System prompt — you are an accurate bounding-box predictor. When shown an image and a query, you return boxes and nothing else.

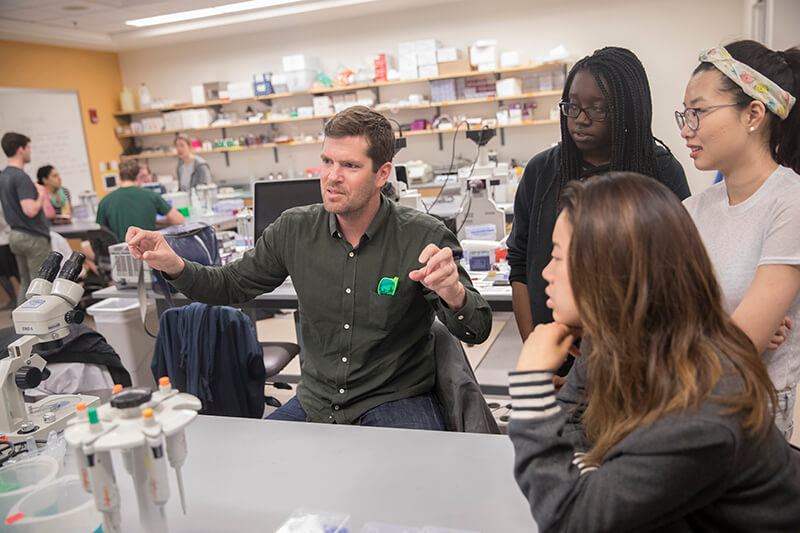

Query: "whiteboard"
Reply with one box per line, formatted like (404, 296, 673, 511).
(0, 87, 93, 196)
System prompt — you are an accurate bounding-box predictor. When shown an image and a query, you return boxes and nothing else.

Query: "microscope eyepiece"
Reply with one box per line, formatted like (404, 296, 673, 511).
(36, 251, 63, 282)
(57, 251, 86, 282)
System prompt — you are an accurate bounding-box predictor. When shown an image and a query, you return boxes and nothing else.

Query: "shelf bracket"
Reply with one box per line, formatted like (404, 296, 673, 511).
(222, 127, 230, 167)
(500, 127, 506, 146)
(273, 146, 279, 163)
(438, 132, 443, 151)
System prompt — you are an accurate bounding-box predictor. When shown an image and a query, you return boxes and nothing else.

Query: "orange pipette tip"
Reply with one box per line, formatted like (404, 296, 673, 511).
(142, 408, 154, 419)
(159, 377, 170, 386)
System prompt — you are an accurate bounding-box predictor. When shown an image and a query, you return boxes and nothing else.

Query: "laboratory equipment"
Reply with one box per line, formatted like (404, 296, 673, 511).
(78, 191, 98, 220)
(0, 252, 100, 444)
(455, 129, 508, 241)
(195, 183, 218, 216)
(253, 179, 322, 237)
(63, 377, 201, 533)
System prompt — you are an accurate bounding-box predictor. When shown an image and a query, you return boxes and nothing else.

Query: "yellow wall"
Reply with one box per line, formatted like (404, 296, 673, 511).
(0, 40, 123, 199)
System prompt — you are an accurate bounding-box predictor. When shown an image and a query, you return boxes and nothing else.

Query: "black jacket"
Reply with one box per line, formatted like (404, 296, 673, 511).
(507, 143, 690, 330)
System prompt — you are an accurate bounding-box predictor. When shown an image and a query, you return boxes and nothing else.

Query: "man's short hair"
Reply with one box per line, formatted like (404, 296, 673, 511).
(323, 106, 394, 172)
(2, 132, 31, 158)
(119, 159, 139, 182)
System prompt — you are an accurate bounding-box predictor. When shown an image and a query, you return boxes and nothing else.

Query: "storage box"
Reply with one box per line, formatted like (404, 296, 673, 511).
(437, 59, 473, 76)
(202, 81, 228, 101)
(191, 85, 205, 104)
(496, 77, 522, 97)
(285, 69, 317, 92)
(313, 95, 334, 116)
(282, 54, 321, 72)
(162, 111, 184, 131)
(86, 297, 157, 389)
(417, 50, 438, 66)
(418, 64, 439, 78)
(437, 47, 460, 63)
(398, 41, 417, 57)
(469, 40, 497, 67)
(500, 50, 521, 68)
(399, 67, 418, 81)
(414, 39, 440, 55)
(477, 63, 498, 72)
(227, 81, 255, 100)
(271, 73, 289, 93)
(398, 54, 418, 71)
(356, 89, 377, 106)
(297, 106, 314, 118)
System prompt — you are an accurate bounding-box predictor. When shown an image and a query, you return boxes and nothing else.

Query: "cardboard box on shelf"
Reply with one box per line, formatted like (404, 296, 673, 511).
(496, 77, 522, 97)
(437, 59, 473, 76)
(470, 40, 498, 67)
(190, 85, 205, 104)
(417, 51, 438, 66)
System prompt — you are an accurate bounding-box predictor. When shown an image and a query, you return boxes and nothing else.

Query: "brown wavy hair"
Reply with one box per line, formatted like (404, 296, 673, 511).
(560, 172, 776, 466)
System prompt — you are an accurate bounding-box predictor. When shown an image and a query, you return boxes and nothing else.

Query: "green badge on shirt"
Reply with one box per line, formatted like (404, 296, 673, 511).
(377, 277, 399, 295)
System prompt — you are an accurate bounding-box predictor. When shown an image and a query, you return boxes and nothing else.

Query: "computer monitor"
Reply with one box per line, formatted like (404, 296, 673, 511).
(253, 179, 323, 237)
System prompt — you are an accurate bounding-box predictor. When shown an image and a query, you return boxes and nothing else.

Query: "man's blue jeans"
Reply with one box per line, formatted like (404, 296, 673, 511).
(266, 393, 445, 430)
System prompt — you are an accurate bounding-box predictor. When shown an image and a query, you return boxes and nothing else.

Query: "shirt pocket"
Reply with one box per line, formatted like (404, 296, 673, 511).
(367, 291, 395, 332)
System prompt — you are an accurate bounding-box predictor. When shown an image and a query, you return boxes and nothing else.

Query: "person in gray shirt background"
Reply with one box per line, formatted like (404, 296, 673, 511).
(0, 132, 50, 305)
(174, 133, 211, 192)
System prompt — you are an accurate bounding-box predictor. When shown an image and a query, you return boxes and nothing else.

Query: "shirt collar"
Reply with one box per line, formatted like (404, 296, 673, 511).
(328, 194, 391, 241)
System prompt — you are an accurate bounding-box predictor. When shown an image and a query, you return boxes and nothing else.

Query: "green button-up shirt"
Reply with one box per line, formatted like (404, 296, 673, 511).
(169, 196, 492, 423)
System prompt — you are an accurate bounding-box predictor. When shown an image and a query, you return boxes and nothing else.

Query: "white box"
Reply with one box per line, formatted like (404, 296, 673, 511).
(344, 93, 357, 107)
(477, 63, 498, 72)
(162, 111, 184, 131)
(140, 117, 164, 133)
(332, 94, 348, 113)
(286, 69, 317, 92)
(501, 51, 521, 68)
(191, 85, 205, 104)
(398, 54, 418, 71)
(355, 89, 377, 106)
(399, 67, 418, 81)
(272, 73, 289, 92)
(282, 54, 320, 72)
(470, 40, 498, 66)
(496, 109, 509, 125)
(416, 51, 438, 66)
(496, 77, 522, 97)
(313, 95, 334, 116)
(509, 107, 523, 124)
(418, 64, 439, 78)
(437, 48, 460, 63)
(297, 106, 314, 118)
(398, 41, 417, 56)
(414, 39, 440, 55)
(227, 81, 254, 100)
(86, 297, 156, 389)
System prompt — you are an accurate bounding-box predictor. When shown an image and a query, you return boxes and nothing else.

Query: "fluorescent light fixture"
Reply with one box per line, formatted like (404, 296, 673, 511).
(125, 0, 307, 27)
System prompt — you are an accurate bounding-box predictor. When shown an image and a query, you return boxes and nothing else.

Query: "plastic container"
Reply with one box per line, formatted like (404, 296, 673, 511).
(361, 523, 420, 533)
(138, 82, 151, 109)
(276, 509, 351, 533)
(86, 298, 156, 389)
(119, 87, 135, 113)
(5, 475, 102, 533)
(0, 456, 59, 523)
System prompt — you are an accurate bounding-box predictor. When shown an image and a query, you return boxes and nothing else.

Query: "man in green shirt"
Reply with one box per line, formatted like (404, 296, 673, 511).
(127, 106, 492, 429)
(96, 159, 183, 242)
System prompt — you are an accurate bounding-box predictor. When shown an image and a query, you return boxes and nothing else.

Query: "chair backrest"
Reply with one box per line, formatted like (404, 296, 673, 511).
(87, 227, 119, 273)
(151, 303, 266, 418)
(431, 321, 500, 434)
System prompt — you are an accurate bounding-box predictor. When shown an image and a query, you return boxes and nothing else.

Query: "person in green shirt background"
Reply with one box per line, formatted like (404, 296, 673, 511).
(96, 159, 184, 242)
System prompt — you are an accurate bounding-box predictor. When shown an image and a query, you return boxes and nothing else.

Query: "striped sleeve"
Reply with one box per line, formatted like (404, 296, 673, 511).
(508, 370, 560, 420)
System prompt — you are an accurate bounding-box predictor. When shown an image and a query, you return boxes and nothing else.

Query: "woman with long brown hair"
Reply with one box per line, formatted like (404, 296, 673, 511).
(508, 172, 800, 532)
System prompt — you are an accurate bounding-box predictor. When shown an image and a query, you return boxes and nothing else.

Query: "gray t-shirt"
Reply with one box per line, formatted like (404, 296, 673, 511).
(0, 166, 50, 239)
(684, 165, 800, 390)
(176, 155, 211, 192)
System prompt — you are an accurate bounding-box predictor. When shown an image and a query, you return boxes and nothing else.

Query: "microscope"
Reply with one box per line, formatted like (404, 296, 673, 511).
(456, 128, 509, 242)
(0, 251, 99, 443)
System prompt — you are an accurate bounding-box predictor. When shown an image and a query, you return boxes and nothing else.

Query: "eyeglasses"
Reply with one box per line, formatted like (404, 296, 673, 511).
(559, 101, 610, 122)
(674, 103, 738, 131)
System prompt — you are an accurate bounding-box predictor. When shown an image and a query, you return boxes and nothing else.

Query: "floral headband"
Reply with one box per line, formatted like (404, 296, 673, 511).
(699, 46, 796, 120)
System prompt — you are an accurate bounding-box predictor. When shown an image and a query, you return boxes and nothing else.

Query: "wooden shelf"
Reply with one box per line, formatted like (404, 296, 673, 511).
(113, 62, 567, 118)
(120, 119, 558, 161)
(116, 90, 561, 139)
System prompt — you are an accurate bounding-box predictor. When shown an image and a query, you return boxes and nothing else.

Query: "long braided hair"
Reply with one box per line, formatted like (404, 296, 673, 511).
(536, 47, 666, 240)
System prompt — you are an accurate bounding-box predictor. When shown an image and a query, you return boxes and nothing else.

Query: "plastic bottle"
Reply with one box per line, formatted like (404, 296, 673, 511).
(138, 83, 152, 110)
(120, 87, 135, 113)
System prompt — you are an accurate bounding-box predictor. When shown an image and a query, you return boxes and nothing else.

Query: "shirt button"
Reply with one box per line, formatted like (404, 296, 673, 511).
(339, 388, 345, 394)
(348, 251, 355, 258)
(329, 415, 333, 419)
(334, 405, 340, 410)
(457, 315, 464, 320)
(341, 356, 348, 363)
(344, 323, 350, 330)
(345, 288, 351, 294)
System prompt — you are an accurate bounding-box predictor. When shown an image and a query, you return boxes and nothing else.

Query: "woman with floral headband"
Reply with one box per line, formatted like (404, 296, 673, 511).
(680, 40, 800, 439)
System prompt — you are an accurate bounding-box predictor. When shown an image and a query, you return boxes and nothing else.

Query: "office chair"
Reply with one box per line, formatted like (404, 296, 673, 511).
(151, 303, 299, 417)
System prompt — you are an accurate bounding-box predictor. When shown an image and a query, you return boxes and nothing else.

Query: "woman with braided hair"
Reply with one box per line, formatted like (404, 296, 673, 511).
(507, 46, 689, 377)
(681, 40, 800, 439)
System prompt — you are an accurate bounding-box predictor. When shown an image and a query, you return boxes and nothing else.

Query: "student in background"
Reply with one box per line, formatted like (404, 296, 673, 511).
(681, 41, 800, 439)
(37, 164, 71, 219)
(174, 133, 211, 192)
(136, 161, 154, 185)
(509, 173, 800, 532)
(96, 159, 183, 242)
(507, 47, 689, 378)
(0, 132, 50, 305)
